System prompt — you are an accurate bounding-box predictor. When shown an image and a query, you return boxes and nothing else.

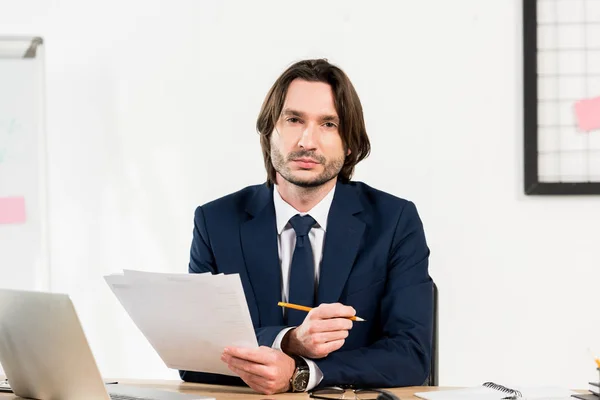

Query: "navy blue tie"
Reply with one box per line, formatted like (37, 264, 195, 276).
(287, 214, 316, 326)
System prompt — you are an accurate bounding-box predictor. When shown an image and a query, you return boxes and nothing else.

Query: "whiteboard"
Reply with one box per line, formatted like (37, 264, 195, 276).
(0, 37, 49, 291)
(524, 0, 600, 194)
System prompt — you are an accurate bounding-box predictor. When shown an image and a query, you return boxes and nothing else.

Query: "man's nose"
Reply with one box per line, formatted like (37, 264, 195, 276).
(297, 123, 317, 150)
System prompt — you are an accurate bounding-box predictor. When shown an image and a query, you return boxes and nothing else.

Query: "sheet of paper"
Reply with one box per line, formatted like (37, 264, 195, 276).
(574, 96, 600, 131)
(105, 271, 257, 376)
(122, 269, 215, 283)
(0, 196, 26, 224)
(415, 385, 575, 400)
(415, 387, 510, 400)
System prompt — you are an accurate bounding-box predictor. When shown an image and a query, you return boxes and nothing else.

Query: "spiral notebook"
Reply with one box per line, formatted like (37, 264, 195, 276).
(415, 381, 576, 400)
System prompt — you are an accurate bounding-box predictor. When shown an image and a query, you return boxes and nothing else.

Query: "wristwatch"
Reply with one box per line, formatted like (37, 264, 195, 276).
(289, 356, 310, 392)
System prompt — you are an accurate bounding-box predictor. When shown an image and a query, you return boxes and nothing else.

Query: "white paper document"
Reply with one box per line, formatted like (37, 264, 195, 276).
(415, 385, 576, 400)
(104, 270, 258, 376)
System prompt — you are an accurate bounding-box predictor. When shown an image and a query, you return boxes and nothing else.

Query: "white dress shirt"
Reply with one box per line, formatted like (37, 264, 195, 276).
(271, 184, 335, 391)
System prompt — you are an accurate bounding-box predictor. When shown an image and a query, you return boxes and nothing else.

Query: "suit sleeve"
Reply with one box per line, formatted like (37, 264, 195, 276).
(314, 201, 433, 388)
(188, 206, 216, 274)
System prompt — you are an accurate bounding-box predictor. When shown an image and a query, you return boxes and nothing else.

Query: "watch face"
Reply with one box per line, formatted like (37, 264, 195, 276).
(293, 369, 310, 391)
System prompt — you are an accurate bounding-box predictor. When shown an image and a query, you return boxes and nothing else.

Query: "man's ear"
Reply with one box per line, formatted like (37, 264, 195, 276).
(346, 148, 352, 156)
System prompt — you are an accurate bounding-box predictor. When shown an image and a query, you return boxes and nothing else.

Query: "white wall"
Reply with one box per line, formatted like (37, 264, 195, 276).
(1, 0, 599, 389)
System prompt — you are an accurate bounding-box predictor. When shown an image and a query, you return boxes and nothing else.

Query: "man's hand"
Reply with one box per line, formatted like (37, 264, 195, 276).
(282, 302, 355, 359)
(220, 346, 295, 395)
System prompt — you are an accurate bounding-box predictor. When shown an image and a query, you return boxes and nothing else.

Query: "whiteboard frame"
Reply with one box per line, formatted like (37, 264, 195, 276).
(523, 0, 600, 195)
(0, 36, 50, 289)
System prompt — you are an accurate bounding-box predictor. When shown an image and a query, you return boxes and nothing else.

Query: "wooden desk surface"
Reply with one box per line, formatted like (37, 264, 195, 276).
(0, 378, 448, 399)
(0, 379, 587, 399)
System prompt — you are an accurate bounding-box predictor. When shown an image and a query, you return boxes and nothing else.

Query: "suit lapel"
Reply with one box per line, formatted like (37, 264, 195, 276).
(318, 183, 365, 305)
(240, 184, 284, 326)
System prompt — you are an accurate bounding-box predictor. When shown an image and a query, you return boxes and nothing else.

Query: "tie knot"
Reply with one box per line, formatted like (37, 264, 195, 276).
(289, 214, 316, 237)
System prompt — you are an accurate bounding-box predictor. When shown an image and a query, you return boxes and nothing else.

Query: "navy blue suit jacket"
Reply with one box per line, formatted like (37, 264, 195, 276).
(179, 181, 433, 388)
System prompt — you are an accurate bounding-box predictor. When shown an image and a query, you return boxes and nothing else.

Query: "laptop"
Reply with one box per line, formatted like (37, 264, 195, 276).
(0, 288, 214, 400)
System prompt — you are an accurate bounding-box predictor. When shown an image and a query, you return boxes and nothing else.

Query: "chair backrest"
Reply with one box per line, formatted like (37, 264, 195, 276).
(424, 281, 439, 386)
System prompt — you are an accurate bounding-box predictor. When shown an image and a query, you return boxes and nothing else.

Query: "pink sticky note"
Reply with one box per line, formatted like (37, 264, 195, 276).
(0, 197, 26, 224)
(574, 96, 600, 132)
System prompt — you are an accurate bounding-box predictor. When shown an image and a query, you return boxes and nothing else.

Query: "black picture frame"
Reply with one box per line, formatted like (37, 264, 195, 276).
(523, 0, 600, 195)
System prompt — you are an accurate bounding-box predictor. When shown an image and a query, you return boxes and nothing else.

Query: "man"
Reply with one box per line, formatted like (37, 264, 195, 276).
(179, 59, 433, 395)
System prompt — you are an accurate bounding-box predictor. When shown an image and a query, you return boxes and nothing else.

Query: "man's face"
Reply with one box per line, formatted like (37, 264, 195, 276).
(270, 79, 349, 188)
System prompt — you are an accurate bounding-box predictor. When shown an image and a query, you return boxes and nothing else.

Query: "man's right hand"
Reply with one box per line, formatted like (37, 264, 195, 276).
(281, 303, 355, 359)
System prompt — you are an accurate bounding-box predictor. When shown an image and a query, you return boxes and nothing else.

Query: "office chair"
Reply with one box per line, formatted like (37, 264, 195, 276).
(424, 282, 439, 386)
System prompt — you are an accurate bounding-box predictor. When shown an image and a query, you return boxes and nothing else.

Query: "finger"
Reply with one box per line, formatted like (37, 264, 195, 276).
(228, 364, 264, 386)
(221, 354, 269, 378)
(223, 346, 271, 365)
(310, 317, 353, 332)
(321, 339, 345, 354)
(228, 365, 271, 394)
(310, 303, 356, 320)
(312, 329, 349, 344)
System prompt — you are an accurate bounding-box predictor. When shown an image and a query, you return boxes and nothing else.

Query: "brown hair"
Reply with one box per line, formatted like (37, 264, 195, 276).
(256, 59, 371, 186)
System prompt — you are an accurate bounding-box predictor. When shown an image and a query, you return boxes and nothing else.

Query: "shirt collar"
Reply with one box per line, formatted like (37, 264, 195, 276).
(273, 184, 335, 235)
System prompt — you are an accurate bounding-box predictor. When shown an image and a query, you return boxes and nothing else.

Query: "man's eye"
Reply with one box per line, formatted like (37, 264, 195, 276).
(324, 122, 337, 128)
(287, 117, 301, 124)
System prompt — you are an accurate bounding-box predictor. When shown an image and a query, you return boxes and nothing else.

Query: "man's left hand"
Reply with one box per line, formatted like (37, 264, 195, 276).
(221, 346, 296, 395)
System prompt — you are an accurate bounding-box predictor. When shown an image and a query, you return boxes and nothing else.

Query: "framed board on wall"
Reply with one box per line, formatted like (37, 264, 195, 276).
(0, 37, 49, 290)
(523, 0, 600, 194)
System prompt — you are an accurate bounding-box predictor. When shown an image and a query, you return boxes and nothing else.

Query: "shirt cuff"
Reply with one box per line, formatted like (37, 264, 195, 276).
(271, 327, 294, 351)
(303, 357, 324, 391)
(271, 327, 324, 392)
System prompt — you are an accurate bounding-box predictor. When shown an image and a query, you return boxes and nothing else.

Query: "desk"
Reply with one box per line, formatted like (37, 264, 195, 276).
(0, 378, 447, 399)
(0, 379, 588, 399)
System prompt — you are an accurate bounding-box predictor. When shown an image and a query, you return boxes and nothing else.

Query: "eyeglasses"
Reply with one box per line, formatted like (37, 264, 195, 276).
(309, 386, 393, 400)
